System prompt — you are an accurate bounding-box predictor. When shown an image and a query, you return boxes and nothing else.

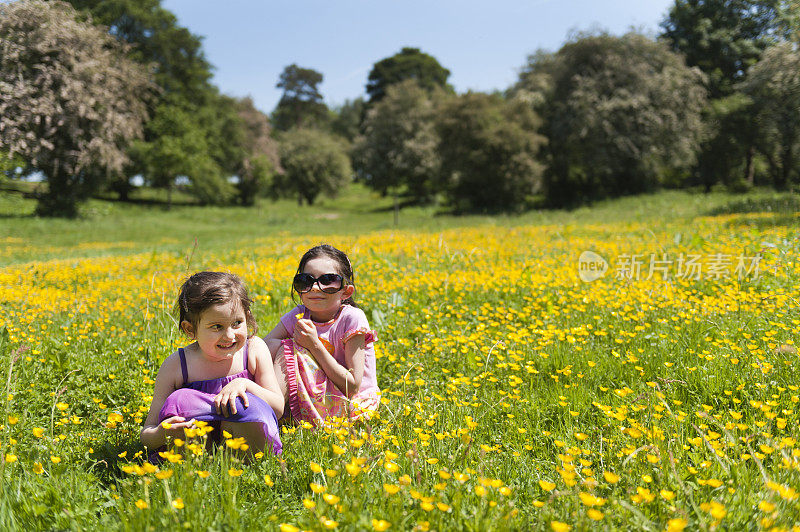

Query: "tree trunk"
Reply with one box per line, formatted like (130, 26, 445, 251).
(36, 166, 80, 218)
(744, 145, 755, 186)
(777, 143, 792, 190)
(393, 192, 399, 226)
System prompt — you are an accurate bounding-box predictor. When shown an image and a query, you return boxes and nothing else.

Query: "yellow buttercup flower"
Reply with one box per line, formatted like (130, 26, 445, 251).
(322, 493, 340, 505)
(320, 517, 338, 529)
(758, 501, 776, 512)
(539, 480, 556, 491)
(666, 518, 688, 531)
(371, 519, 391, 531)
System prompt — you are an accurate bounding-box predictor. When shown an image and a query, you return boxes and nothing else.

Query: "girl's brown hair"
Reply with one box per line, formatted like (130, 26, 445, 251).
(176, 272, 257, 336)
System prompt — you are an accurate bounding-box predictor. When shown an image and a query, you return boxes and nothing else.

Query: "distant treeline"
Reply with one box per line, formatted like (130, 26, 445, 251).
(1, 0, 798, 217)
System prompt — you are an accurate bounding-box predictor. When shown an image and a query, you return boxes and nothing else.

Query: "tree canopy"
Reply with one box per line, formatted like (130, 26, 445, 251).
(661, 0, 796, 98)
(365, 47, 452, 103)
(231, 96, 280, 205)
(276, 129, 351, 206)
(66, 0, 213, 102)
(740, 42, 800, 189)
(330, 98, 366, 143)
(353, 80, 442, 205)
(65, 0, 256, 204)
(516, 32, 707, 207)
(0, 0, 152, 217)
(272, 64, 329, 131)
(437, 92, 546, 212)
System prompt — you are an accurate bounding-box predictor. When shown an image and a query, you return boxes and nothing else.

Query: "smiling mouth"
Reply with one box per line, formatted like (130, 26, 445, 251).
(217, 342, 236, 349)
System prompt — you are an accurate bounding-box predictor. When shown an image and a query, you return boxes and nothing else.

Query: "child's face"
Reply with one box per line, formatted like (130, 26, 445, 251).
(299, 257, 353, 321)
(182, 300, 248, 361)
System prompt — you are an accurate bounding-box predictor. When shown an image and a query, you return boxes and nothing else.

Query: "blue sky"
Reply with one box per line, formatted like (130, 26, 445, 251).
(162, 0, 676, 114)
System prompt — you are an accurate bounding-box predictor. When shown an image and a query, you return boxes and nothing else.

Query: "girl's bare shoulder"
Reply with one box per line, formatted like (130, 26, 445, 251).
(247, 336, 270, 369)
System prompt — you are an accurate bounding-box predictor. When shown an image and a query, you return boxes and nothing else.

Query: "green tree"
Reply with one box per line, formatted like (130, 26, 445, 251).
(353, 80, 442, 219)
(366, 47, 452, 103)
(66, 0, 213, 101)
(515, 32, 707, 207)
(131, 100, 218, 206)
(0, 151, 27, 180)
(661, 0, 796, 98)
(272, 64, 329, 131)
(436, 92, 545, 212)
(276, 129, 351, 205)
(231, 97, 280, 205)
(740, 43, 800, 189)
(0, 0, 151, 217)
(65, 0, 244, 203)
(695, 94, 760, 190)
(660, 1, 798, 189)
(330, 98, 366, 143)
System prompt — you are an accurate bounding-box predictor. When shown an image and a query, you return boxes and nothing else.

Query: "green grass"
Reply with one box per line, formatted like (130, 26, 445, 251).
(1, 183, 797, 266)
(0, 185, 798, 530)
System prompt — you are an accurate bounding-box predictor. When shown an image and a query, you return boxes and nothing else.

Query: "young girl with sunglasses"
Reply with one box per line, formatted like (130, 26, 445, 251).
(141, 272, 284, 456)
(264, 244, 381, 425)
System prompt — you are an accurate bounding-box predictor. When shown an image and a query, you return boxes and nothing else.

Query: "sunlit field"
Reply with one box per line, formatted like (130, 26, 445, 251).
(0, 191, 799, 530)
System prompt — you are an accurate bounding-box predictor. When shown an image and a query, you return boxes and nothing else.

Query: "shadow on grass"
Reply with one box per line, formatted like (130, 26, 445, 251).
(87, 436, 148, 487)
(721, 213, 800, 229)
(0, 212, 36, 220)
(91, 193, 199, 208)
(706, 194, 800, 216)
(704, 194, 800, 228)
(367, 197, 421, 213)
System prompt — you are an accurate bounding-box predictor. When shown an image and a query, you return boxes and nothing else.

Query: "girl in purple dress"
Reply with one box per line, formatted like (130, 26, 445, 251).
(141, 272, 284, 455)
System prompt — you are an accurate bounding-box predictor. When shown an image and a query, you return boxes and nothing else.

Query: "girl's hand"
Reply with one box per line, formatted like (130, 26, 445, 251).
(214, 378, 250, 417)
(293, 318, 320, 351)
(159, 416, 195, 439)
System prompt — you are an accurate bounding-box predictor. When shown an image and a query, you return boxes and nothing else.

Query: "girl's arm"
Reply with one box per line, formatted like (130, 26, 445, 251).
(263, 321, 290, 357)
(140, 353, 195, 448)
(294, 319, 366, 397)
(263, 321, 290, 341)
(213, 337, 285, 418)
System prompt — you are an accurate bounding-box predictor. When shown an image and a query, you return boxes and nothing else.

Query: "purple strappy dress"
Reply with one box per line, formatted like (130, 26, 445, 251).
(158, 342, 282, 454)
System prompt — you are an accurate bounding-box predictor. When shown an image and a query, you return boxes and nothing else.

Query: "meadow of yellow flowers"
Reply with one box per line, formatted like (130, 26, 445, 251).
(0, 208, 798, 530)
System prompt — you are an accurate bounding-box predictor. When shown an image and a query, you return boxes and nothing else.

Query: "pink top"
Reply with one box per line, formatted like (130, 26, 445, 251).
(279, 304, 380, 395)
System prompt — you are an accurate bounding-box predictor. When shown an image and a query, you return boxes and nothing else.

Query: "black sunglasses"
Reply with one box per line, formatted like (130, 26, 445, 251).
(293, 273, 345, 294)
